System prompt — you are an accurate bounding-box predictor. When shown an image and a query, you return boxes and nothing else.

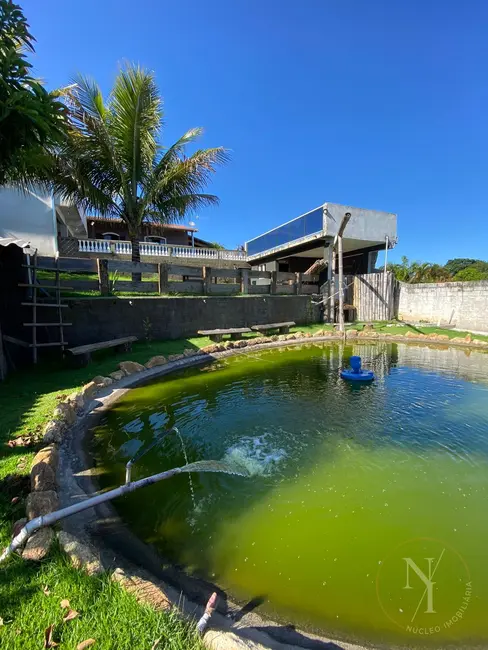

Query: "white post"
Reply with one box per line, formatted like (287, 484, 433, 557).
(383, 235, 389, 294)
(338, 234, 344, 333)
(327, 244, 334, 322)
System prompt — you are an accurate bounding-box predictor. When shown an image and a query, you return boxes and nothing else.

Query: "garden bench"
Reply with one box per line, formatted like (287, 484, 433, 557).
(197, 328, 251, 343)
(251, 321, 295, 335)
(67, 336, 137, 366)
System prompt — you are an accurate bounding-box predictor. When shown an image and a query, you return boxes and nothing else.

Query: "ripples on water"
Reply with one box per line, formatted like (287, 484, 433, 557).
(93, 342, 488, 647)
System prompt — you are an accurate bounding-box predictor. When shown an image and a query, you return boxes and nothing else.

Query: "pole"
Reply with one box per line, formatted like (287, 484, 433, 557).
(338, 234, 344, 332)
(383, 235, 389, 294)
(327, 245, 333, 322)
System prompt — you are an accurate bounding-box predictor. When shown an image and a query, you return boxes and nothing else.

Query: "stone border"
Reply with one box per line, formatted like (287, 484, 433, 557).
(22, 329, 488, 649)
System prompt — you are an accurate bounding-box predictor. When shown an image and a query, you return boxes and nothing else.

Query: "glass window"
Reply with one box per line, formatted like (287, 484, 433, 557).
(246, 206, 324, 256)
(144, 236, 167, 244)
(102, 232, 120, 240)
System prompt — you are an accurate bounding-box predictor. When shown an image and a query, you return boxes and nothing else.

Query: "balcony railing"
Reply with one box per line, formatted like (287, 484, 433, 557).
(77, 239, 247, 261)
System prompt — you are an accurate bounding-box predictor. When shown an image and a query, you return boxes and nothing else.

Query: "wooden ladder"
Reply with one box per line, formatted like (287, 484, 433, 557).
(20, 252, 72, 363)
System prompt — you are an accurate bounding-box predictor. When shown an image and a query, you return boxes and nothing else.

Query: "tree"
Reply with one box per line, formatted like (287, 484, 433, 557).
(52, 65, 228, 277)
(0, 0, 66, 187)
(454, 262, 488, 282)
(444, 258, 480, 276)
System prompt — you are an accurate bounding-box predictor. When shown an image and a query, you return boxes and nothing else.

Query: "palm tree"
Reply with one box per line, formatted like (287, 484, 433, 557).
(0, 0, 67, 188)
(53, 64, 228, 277)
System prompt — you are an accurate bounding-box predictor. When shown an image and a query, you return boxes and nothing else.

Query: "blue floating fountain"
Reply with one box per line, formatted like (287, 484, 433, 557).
(340, 356, 374, 382)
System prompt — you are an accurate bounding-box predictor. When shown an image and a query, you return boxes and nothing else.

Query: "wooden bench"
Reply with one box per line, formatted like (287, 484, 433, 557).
(251, 321, 296, 336)
(197, 328, 251, 343)
(67, 336, 138, 367)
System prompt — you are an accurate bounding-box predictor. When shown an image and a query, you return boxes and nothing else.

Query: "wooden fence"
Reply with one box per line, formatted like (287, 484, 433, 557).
(352, 271, 396, 321)
(36, 257, 319, 297)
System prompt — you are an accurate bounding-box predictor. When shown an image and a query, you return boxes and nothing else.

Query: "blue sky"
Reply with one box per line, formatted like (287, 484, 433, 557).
(23, 0, 488, 263)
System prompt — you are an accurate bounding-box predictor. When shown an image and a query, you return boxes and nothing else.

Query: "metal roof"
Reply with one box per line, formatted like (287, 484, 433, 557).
(0, 237, 31, 249)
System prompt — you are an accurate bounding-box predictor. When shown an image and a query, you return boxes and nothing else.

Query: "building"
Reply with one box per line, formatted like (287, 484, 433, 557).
(245, 202, 397, 277)
(0, 187, 246, 264)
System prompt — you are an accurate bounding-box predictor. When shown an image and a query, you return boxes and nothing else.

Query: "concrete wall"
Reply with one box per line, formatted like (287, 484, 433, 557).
(324, 202, 397, 243)
(398, 281, 488, 333)
(64, 295, 320, 346)
(0, 187, 56, 256)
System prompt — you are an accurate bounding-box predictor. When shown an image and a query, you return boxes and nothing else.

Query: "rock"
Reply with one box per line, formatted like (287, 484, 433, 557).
(234, 339, 248, 348)
(345, 329, 358, 338)
(246, 338, 260, 346)
(81, 381, 98, 400)
(313, 330, 325, 337)
(91, 375, 113, 387)
(472, 338, 488, 346)
(144, 356, 167, 369)
(53, 401, 76, 425)
(109, 370, 126, 381)
(277, 334, 288, 341)
(183, 348, 199, 357)
(112, 567, 171, 611)
(451, 336, 468, 343)
(285, 333, 297, 340)
(405, 331, 417, 338)
(269, 335, 279, 342)
(26, 490, 59, 520)
(259, 337, 272, 344)
(201, 344, 222, 354)
(22, 527, 54, 561)
(57, 531, 103, 575)
(118, 361, 144, 375)
(363, 323, 374, 331)
(67, 392, 84, 411)
(31, 446, 58, 492)
(465, 334, 472, 343)
(42, 420, 66, 445)
(303, 332, 313, 338)
(12, 518, 27, 539)
(167, 354, 184, 362)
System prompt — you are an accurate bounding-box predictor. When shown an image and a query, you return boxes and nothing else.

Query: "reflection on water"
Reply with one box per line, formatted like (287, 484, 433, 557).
(93, 342, 488, 648)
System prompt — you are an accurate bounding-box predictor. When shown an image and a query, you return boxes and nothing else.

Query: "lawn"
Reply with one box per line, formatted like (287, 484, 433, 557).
(0, 320, 486, 647)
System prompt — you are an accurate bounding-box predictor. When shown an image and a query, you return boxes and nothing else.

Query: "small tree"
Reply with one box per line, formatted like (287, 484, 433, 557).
(53, 65, 228, 277)
(0, 0, 66, 187)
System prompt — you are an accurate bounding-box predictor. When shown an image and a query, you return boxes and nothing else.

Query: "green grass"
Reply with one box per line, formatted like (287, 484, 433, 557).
(1, 320, 486, 647)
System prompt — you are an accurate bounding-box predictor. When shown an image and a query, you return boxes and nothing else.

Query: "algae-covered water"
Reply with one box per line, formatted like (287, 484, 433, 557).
(93, 342, 488, 647)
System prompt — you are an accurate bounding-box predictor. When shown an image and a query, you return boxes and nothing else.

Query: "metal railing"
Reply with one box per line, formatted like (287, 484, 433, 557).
(78, 239, 247, 261)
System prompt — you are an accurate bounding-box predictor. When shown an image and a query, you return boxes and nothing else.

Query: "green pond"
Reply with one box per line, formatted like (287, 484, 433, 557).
(93, 342, 488, 648)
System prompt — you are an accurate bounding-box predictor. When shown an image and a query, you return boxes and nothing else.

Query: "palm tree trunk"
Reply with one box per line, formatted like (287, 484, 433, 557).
(130, 233, 142, 283)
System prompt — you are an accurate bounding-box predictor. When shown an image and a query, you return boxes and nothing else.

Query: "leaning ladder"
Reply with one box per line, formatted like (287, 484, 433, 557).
(20, 253, 72, 363)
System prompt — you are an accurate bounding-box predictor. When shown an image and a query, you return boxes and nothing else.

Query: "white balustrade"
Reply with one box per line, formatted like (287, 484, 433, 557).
(77, 239, 247, 261)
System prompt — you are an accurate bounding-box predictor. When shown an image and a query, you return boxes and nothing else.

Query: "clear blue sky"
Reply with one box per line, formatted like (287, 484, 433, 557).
(23, 0, 488, 263)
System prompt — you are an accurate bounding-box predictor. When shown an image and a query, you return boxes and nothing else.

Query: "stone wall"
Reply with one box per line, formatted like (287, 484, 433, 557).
(398, 281, 488, 333)
(64, 295, 320, 346)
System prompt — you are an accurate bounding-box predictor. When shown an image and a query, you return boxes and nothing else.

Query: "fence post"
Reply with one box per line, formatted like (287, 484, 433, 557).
(295, 272, 302, 295)
(240, 268, 249, 294)
(270, 270, 277, 295)
(158, 263, 169, 295)
(203, 266, 212, 294)
(97, 258, 109, 296)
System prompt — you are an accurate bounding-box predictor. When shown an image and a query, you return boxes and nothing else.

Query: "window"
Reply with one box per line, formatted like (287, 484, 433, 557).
(102, 232, 120, 240)
(144, 235, 167, 244)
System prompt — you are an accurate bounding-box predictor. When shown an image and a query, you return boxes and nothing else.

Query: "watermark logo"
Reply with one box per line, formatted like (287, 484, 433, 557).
(376, 538, 471, 636)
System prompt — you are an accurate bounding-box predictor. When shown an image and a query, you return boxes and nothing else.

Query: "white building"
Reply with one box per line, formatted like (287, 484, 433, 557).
(0, 187, 87, 256)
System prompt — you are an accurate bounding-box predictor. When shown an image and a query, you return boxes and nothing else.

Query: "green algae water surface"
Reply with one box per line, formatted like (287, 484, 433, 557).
(93, 342, 488, 648)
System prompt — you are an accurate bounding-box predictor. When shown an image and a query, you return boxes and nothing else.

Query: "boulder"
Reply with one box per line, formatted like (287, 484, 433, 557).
(81, 381, 98, 400)
(167, 354, 185, 362)
(110, 370, 126, 381)
(91, 375, 113, 387)
(345, 329, 358, 338)
(201, 345, 222, 354)
(22, 527, 54, 561)
(118, 361, 144, 375)
(12, 517, 27, 539)
(234, 339, 248, 348)
(451, 336, 468, 344)
(269, 335, 279, 342)
(57, 530, 103, 575)
(472, 339, 488, 346)
(42, 419, 66, 445)
(313, 330, 325, 337)
(26, 490, 59, 520)
(405, 331, 418, 339)
(277, 334, 288, 341)
(31, 446, 58, 492)
(53, 401, 76, 425)
(363, 323, 374, 331)
(303, 332, 313, 338)
(465, 334, 472, 343)
(66, 392, 84, 411)
(144, 356, 167, 369)
(183, 348, 199, 357)
(285, 333, 297, 340)
(246, 338, 260, 346)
